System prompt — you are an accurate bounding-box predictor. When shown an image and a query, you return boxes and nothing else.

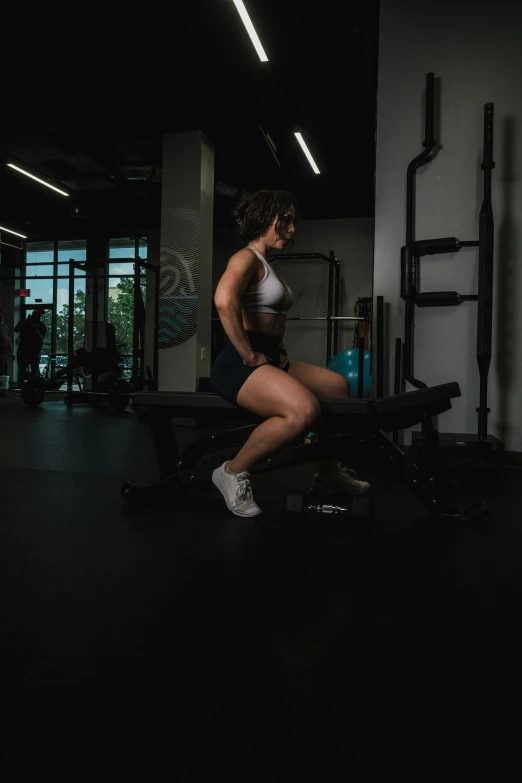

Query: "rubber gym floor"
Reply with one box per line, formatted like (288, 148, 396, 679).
(1, 397, 522, 780)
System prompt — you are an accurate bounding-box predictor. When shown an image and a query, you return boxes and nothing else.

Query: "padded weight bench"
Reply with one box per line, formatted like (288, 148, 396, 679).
(123, 382, 487, 521)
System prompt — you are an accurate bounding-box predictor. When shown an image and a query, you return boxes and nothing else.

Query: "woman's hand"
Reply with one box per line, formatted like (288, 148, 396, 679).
(243, 352, 274, 367)
(279, 352, 289, 371)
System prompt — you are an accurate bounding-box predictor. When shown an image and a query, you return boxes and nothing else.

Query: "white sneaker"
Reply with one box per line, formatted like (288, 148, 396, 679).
(310, 462, 371, 495)
(212, 461, 262, 517)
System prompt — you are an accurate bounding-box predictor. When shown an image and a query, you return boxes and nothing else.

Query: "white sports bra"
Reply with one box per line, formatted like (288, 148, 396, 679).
(241, 245, 294, 315)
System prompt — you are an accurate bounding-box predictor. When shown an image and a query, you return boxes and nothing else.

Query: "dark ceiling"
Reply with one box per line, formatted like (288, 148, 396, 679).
(0, 0, 379, 242)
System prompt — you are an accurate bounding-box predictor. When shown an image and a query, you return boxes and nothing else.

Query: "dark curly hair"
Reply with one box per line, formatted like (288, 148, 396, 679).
(232, 189, 299, 243)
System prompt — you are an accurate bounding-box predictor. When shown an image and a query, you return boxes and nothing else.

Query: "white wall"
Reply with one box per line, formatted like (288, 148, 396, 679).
(213, 217, 374, 369)
(375, 0, 522, 449)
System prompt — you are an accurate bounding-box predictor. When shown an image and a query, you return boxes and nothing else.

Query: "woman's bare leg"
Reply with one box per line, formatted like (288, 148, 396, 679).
(287, 360, 351, 474)
(228, 365, 321, 474)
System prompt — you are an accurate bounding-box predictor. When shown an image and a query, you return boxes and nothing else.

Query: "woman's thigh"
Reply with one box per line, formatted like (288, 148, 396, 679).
(236, 365, 321, 421)
(288, 360, 351, 398)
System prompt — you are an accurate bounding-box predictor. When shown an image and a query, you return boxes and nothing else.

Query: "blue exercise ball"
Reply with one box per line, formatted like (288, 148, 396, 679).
(327, 348, 372, 398)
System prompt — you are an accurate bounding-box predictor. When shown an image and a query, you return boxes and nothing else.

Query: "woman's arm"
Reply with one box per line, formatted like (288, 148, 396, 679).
(14, 319, 26, 333)
(214, 250, 258, 364)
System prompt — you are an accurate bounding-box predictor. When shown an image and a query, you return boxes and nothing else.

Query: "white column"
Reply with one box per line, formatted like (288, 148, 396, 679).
(159, 132, 214, 391)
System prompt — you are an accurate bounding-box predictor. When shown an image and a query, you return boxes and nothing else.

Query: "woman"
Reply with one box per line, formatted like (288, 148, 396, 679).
(211, 189, 370, 517)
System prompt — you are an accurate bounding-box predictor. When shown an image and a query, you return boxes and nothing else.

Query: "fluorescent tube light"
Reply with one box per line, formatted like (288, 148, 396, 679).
(232, 0, 268, 62)
(294, 133, 320, 174)
(0, 225, 27, 239)
(7, 163, 69, 196)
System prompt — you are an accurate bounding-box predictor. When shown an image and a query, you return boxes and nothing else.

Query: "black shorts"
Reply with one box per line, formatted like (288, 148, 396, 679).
(210, 331, 289, 405)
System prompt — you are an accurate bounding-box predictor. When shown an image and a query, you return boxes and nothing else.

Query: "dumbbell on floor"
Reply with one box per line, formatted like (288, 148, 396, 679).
(284, 492, 374, 520)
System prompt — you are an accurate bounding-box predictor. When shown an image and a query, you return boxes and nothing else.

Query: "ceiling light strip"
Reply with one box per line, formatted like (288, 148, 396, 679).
(294, 133, 321, 174)
(0, 224, 27, 239)
(232, 0, 269, 62)
(7, 163, 69, 196)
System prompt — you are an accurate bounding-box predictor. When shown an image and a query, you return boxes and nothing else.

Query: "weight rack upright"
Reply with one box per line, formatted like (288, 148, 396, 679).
(401, 73, 504, 465)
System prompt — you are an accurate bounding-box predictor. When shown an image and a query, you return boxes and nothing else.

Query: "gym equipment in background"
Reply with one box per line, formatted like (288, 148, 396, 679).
(399, 72, 504, 465)
(2, 249, 159, 403)
(270, 251, 362, 366)
(327, 347, 372, 398)
(20, 345, 132, 411)
(353, 297, 372, 351)
(67, 257, 159, 404)
(123, 382, 487, 523)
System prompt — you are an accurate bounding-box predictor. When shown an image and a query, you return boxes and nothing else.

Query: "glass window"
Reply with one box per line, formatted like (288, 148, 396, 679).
(23, 239, 88, 357)
(109, 238, 137, 282)
(58, 240, 86, 277)
(23, 279, 54, 306)
(107, 275, 146, 356)
(25, 264, 55, 277)
(25, 241, 54, 281)
(109, 238, 135, 261)
(26, 241, 53, 264)
(109, 261, 134, 277)
(38, 309, 53, 357)
(57, 239, 87, 262)
(106, 238, 147, 359)
(55, 275, 86, 355)
(109, 237, 147, 268)
(138, 238, 148, 259)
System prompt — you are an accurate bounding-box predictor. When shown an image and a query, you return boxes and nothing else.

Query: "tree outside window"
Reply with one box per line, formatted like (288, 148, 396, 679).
(107, 274, 147, 354)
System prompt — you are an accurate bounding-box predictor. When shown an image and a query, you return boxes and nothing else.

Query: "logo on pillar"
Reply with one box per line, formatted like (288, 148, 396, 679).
(159, 207, 200, 348)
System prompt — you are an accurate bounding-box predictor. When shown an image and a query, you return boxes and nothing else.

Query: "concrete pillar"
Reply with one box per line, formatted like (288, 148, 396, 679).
(159, 131, 214, 391)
